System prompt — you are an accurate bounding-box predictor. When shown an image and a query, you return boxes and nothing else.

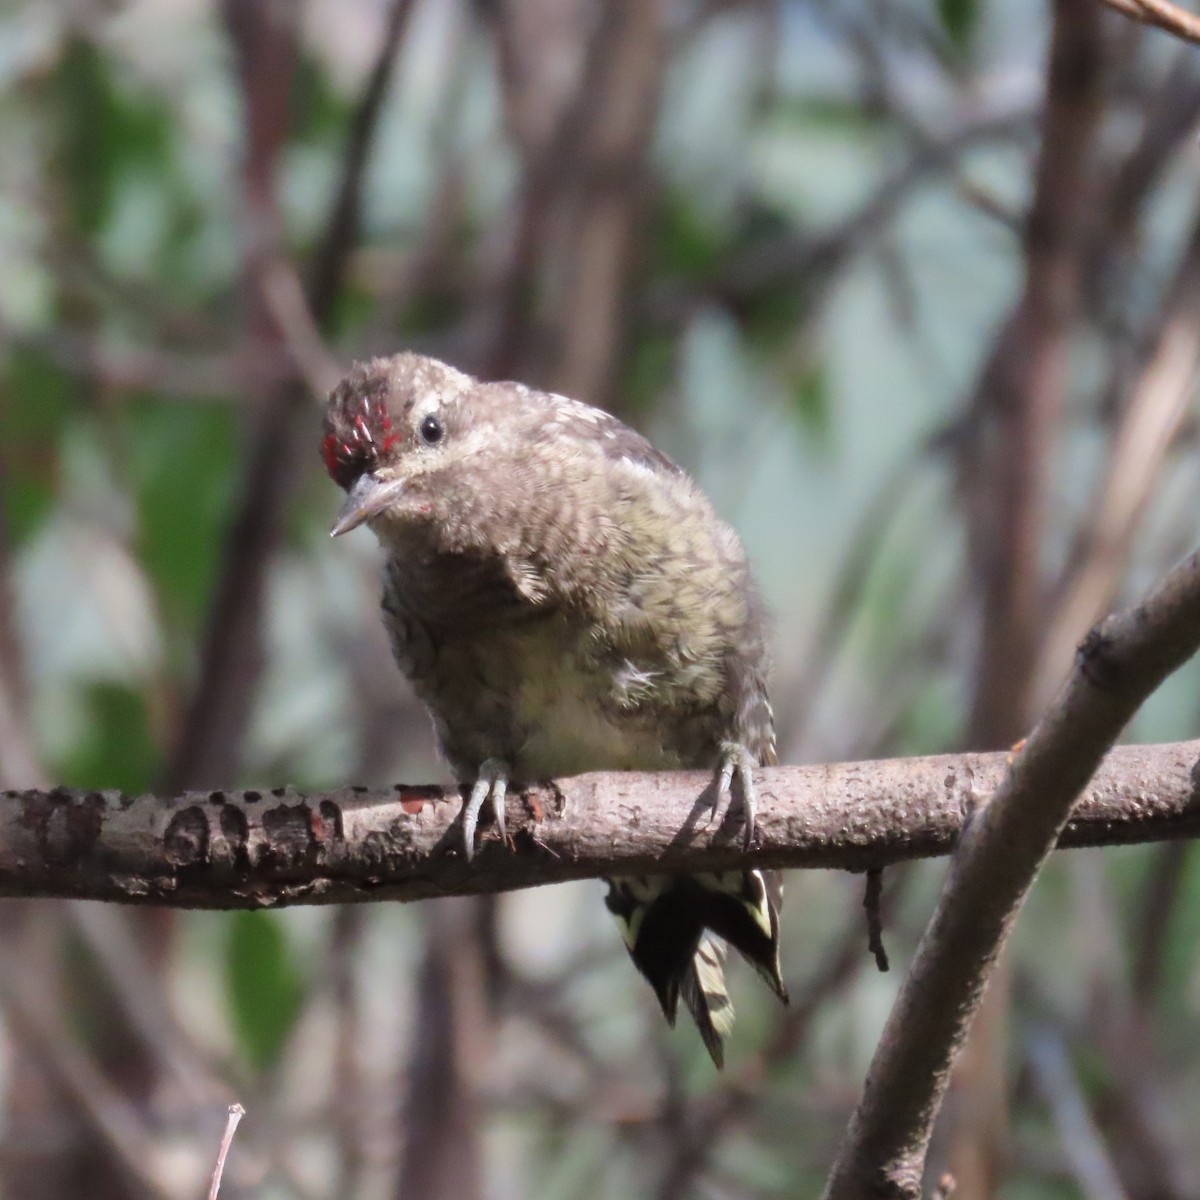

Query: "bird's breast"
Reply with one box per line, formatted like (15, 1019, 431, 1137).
(397, 607, 717, 780)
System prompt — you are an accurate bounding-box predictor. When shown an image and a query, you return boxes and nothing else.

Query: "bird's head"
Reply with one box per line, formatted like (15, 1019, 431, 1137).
(323, 351, 684, 557)
(321, 353, 495, 538)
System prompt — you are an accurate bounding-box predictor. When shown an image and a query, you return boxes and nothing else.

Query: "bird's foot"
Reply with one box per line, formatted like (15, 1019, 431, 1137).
(714, 742, 758, 851)
(462, 758, 509, 860)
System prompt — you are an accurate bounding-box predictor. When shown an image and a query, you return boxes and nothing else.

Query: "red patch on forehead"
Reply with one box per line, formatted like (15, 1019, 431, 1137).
(321, 384, 404, 489)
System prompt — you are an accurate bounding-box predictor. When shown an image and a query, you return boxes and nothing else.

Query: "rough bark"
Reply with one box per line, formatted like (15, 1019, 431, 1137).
(2, 739, 1198, 908)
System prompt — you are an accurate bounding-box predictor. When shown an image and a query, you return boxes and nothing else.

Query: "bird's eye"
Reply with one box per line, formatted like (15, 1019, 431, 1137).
(419, 414, 445, 445)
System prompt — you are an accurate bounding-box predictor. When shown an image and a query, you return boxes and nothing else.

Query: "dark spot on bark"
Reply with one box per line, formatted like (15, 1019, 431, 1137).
(271, 787, 287, 798)
(209, 790, 226, 804)
(23, 789, 106, 866)
(244, 790, 262, 804)
(1077, 628, 1120, 689)
(164, 806, 209, 868)
(318, 800, 344, 842)
(545, 779, 567, 817)
(360, 826, 413, 874)
(219, 804, 251, 870)
(261, 803, 318, 869)
(351, 785, 369, 795)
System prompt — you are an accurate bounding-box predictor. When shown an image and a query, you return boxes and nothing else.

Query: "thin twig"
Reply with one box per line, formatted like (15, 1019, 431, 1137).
(864, 868, 890, 973)
(207, 1103, 246, 1200)
(1099, 0, 1200, 45)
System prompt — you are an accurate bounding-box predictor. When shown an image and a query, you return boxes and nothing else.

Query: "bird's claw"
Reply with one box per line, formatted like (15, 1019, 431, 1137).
(714, 742, 758, 851)
(462, 758, 509, 860)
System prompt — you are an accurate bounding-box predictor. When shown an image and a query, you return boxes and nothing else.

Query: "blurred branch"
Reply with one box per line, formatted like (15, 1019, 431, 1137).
(166, 0, 412, 791)
(164, 0, 301, 794)
(1086, 66, 1200, 311)
(395, 897, 490, 1200)
(820, 543, 1200, 1195)
(64, 902, 233, 1108)
(778, 448, 925, 761)
(549, 0, 668, 405)
(1084, 1003, 1194, 1198)
(2, 735, 1200, 906)
(1037, 206, 1200, 703)
(308, 0, 418, 318)
(643, 107, 1035, 331)
(0, 327, 296, 399)
(1129, 839, 1190, 1012)
(0, 945, 175, 1200)
(1099, 0, 1200, 45)
(206, 1104, 245, 1200)
(257, 259, 343, 396)
(965, 0, 1102, 748)
(656, 872, 910, 1200)
(1027, 1025, 1126, 1200)
(947, 0, 1104, 1179)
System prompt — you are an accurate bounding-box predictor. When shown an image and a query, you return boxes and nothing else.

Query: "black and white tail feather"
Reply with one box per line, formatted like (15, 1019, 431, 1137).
(605, 866, 787, 1067)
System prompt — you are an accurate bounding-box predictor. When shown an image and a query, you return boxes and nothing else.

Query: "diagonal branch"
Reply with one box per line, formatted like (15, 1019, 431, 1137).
(1098, 0, 1200, 44)
(820, 539, 1200, 1199)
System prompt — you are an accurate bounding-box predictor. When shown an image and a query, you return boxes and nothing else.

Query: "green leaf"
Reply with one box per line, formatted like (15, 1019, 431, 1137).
(787, 358, 832, 443)
(52, 35, 174, 239)
(767, 97, 877, 135)
(58, 683, 161, 794)
(292, 52, 352, 145)
(124, 399, 237, 637)
(937, 0, 980, 55)
(654, 196, 725, 280)
(1, 346, 73, 547)
(226, 910, 306, 1072)
(623, 333, 676, 419)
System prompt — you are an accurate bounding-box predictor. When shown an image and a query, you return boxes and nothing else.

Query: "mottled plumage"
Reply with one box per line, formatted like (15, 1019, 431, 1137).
(322, 352, 787, 1064)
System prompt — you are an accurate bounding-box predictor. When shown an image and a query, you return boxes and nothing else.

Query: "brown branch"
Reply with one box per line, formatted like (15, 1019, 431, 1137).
(820, 543, 1200, 1200)
(1, 738, 1198, 907)
(1099, 0, 1200, 45)
(0, 939, 175, 1199)
(165, 1, 411, 792)
(946, 0, 1103, 1181)
(1038, 206, 1200, 706)
(395, 898, 490, 1200)
(307, 0, 417, 321)
(964, 0, 1103, 749)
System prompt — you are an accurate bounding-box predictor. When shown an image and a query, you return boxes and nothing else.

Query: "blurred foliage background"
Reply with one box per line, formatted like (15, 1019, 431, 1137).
(0, 0, 1199, 1197)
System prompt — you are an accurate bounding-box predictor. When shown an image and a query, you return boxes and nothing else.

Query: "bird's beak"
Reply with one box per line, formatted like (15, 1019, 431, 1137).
(330, 473, 406, 537)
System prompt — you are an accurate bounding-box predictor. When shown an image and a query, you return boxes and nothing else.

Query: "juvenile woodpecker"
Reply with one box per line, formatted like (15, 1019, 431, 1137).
(322, 353, 787, 1065)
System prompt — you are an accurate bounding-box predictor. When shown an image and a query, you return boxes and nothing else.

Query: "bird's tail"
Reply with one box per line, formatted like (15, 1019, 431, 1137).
(604, 870, 788, 1067)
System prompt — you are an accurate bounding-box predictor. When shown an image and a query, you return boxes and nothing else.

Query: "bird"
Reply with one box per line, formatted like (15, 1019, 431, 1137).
(321, 351, 787, 1065)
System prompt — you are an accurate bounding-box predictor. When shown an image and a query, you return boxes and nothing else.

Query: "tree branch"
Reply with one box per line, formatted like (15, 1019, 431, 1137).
(1098, 0, 1200, 45)
(821, 543, 1200, 1200)
(1, 738, 1197, 908)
